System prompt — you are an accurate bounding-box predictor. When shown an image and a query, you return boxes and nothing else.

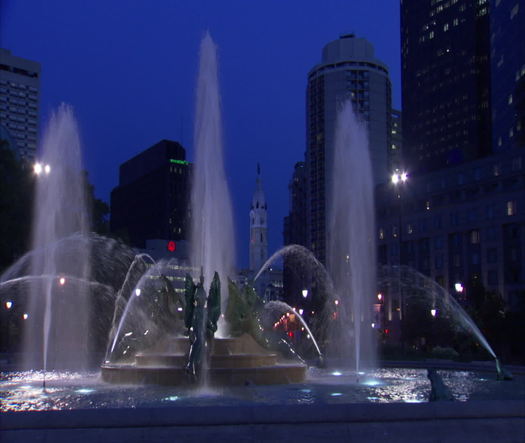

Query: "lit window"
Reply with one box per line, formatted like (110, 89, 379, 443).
(511, 4, 519, 19)
(508, 94, 513, 105)
(493, 164, 500, 176)
(426, 201, 431, 211)
(379, 228, 384, 240)
(470, 230, 480, 244)
(443, 23, 449, 31)
(407, 224, 413, 235)
(507, 201, 516, 216)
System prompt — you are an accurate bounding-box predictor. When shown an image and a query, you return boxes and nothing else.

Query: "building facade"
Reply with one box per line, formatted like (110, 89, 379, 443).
(0, 49, 40, 161)
(490, 0, 525, 151)
(283, 161, 309, 307)
(111, 140, 191, 248)
(376, 147, 525, 320)
(306, 34, 392, 264)
(401, 0, 492, 174)
(389, 109, 403, 172)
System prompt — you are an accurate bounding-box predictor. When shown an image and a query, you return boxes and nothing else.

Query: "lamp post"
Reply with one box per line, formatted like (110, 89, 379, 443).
(34, 162, 51, 176)
(391, 170, 408, 321)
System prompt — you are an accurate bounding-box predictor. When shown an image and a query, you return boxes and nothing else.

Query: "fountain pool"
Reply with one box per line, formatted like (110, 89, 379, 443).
(2, 367, 524, 412)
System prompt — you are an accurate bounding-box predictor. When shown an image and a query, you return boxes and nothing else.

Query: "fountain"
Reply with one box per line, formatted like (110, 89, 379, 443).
(190, 31, 235, 316)
(99, 32, 308, 386)
(326, 99, 376, 372)
(1, 32, 522, 443)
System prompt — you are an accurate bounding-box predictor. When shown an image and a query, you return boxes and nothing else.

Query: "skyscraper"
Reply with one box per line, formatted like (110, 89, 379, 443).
(111, 140, 191, 248)
(249, 164, 268, 273)
(490, 0, 525, 151)
(306, 34, 392, 263)
(0, 49, 41, 161)
(401, 0, 491, 174)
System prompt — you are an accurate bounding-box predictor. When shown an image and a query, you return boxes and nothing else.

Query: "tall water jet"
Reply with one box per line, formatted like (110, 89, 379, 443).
(326, 100, 376, 371)
(24, 104, 91, 370)
(190, 32, 235, 322)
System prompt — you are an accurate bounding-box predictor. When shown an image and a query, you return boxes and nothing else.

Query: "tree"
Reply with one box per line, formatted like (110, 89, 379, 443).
(83, 171, 110, 235)
(0, 142, 33, 272)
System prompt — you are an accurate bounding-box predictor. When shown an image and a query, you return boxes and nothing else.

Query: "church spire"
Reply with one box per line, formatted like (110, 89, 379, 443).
(249, 163, 268, 272)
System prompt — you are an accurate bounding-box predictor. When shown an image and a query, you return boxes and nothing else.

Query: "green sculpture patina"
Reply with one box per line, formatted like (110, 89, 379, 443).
(184, 270, 221, 380)
(207, 272, 221, 338)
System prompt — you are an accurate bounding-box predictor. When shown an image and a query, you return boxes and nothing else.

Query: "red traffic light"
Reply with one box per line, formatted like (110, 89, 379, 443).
(167, 241, 176, 252)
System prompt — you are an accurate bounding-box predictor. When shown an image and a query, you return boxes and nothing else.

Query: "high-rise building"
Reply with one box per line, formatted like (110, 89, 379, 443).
(0, 49, 41, 161)
(111, 140, 191, 248)
(249, 164, 268, 273)
(490, 0, 525, 151)
(306, 34, 392, 263)
(283, 161, 308, 306)
(401, 0, 492, 174)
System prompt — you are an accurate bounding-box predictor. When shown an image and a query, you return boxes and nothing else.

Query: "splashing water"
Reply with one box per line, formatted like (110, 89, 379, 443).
(190, 32, 235, 325)
(25, 104, 91, 370)
(326, 100, 376, 372)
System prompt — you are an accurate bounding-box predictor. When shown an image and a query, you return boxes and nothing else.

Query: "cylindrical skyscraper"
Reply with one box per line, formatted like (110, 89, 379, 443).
(306, 34, 391, 263)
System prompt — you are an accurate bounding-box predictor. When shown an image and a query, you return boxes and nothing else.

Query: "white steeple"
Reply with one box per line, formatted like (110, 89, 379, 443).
(249, 163, 268, 272)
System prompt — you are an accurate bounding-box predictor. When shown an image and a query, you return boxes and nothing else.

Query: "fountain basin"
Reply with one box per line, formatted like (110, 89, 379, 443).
(102, 334, 307, 386)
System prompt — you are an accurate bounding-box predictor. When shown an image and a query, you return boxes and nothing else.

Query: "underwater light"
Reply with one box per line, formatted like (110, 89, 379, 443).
(75, 388, 95, 394)
(362, 379, 381, 386)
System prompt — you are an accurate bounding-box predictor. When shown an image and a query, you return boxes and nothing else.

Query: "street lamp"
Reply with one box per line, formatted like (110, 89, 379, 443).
(430, 308, 437, 318)
(34, 162, 51, 176)
(391, 170, 408, 185)
(454, 282, 464, 294)
(391, 170, 408, 322)
(302, 289, 308, 298)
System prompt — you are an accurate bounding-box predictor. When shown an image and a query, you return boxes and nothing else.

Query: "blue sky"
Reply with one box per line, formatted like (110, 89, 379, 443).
(1, 0, 401, 267)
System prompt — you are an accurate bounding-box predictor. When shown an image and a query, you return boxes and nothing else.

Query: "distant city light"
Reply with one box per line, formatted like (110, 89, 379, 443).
(23, 313, 29, 320)
(454, 282, 464, 293)
(430, 308, 437, 318)
(334, 299, 339, 306)
(302, 289, 308, 298)
(59, 277, 66, 286)
(169, 158, 190, 166)
(44, 164, 51, 175)
(377, 293, 382, 301)
(298, 308, 304, 315)
(371, 322, 376, 328)
(5, 301, 12, 309)
(135, 288, 141, 297)
(177, 307, 183, 312)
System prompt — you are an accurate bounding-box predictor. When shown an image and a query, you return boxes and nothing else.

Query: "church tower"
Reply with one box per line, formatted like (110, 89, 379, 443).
(249, 164, 268, 273)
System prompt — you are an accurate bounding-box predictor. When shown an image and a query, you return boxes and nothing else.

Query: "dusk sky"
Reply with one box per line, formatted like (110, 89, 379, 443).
(1, 0, 401, 267)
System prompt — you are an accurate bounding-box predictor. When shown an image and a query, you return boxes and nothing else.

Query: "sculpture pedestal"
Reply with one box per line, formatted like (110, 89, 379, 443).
(101, 334, 307, 386)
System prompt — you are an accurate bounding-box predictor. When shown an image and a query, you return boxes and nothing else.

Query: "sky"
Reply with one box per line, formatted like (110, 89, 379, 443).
(1, 0, 401, 268)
